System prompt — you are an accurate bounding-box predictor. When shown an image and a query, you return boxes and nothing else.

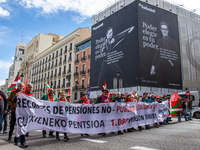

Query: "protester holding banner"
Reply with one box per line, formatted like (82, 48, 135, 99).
(66, 95, 71, 103)
(113, 92, 124, 134)
(7, 82, 23, 142)
(96, 86, 109, 136)
(124, 94, 132, 103)
(0, 90, 7, 134)
(55, 92, 69, 141)
(187, 96, 193, 120)
(141, 92, 151, 129)
(109, 93, 113, 102)
(77, 93, 90, 137)
(41, 88, 56, 138)
(77, 93, 89, 104)
(148, 94, 155, 103)
(11, 83, 33, 148)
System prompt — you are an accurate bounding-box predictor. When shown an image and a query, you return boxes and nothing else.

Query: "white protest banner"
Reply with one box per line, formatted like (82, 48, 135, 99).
(15, 93, 168, 136)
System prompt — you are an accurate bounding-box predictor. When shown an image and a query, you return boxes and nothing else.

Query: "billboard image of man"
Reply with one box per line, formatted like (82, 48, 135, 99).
(148, 21, 181, 87)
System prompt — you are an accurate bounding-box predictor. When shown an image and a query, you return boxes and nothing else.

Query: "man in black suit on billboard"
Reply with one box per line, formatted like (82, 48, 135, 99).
(150, 21, 180, 87)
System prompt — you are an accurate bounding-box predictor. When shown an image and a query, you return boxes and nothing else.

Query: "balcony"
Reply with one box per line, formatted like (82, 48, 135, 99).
(69, 48, 72, 52)
(80, 70, 86, 75)
(55, 54, 58, 58)
(48, 66, 50, 70)
(67, 70, 71, 73)
(74, 72, 79, 76)
(47, 76, 49, 79)
(88, 69, 90, 73)
(68, 57, 72, 61)
(45, 60, 47, 63)
(45, 67, 47, 71)
(53, 86, 56, 89)
(64, 49, 67, 53)
(36, 80, 38, 83)
(78, 85, 85, 89)
(41, 78, 43, 81)
(59, 61, 62, 65)
(74, 59, 79, 64)
(52, 56, 54, 60)
(39, 70, 41, 73)
(54, 74, 57, 77)
(66, 83, 70, 87)
(50, 75, 53, 78)
(63, 59, 66, 63)
(62, 84, 65, 88)
(88, 55, 91, 59)
(55, 63, 57, 67)
(42, 69, 44, 72)
(59, 53, 62, 56)
(58, 72, 61, 76)
(81, 57, 86, 61)
(51, 65, 54, 68)
(57, 85, 60, 88)
(63, 71, 66, 75)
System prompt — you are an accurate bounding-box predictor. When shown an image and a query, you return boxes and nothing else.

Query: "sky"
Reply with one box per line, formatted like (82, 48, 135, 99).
(0, 0, 200, 86)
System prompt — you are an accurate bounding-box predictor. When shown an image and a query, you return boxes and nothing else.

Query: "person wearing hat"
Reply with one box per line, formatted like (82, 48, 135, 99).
(149, 94, 155, 103)
(66, 95, 71, 103)
(78, 93, 90, 137)
(96, 88, 109, 136)
(55, 92, 69, 141)
(109, 93, 114, 102)
(178, 98, 188, 122)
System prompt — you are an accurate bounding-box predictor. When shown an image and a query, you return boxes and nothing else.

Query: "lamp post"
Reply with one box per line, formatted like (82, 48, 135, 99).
(116, 70, 120, 92)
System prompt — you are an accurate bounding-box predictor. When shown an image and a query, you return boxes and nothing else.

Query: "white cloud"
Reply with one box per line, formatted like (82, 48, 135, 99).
(0, 79, 5, 86)
(17, 0, 114, 18)
(0, 60, 12, 86)
(0, 0, 10, 17)
(72, 16, 87, 24)
(11, 57, 14, 60)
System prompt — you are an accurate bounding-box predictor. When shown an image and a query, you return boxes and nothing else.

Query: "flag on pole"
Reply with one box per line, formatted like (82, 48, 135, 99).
(45, 78, 50, 91)
(7, 73, 21, 96)
(87, 87, 91, 101)
(102, 80, 108, 91)
(132, 90, 140, 99)
(170, 92, 182, 117)
(24, 78, 28, 90)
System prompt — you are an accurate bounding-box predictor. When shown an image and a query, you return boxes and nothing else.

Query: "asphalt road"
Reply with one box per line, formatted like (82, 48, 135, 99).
(0, 117, 200, 150)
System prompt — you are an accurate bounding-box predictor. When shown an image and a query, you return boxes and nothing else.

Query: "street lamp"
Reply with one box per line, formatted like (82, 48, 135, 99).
(116, 70, 120, 92)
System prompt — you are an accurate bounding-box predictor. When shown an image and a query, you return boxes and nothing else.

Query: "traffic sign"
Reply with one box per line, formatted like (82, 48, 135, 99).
(185, 91, 190, 97)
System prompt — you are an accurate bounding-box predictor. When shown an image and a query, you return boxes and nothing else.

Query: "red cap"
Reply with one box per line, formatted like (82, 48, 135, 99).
(184, 98, 187, 101)
(163, 94, 167, 97)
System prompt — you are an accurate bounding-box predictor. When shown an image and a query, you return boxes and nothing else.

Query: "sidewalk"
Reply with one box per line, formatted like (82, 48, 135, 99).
(0, 140, 22, 150)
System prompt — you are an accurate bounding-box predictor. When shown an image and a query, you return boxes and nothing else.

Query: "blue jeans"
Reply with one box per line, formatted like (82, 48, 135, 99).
(179, 108, 187, 121)
(0, 112, 4, 131)
(188, 109, 192, 119)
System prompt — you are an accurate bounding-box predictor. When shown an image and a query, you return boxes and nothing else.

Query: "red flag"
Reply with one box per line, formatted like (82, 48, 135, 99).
(170, 92, 182, 117)
(102, 80, 108, 91)
(24, 78, 28, 90)
(68, 89, 71, 103)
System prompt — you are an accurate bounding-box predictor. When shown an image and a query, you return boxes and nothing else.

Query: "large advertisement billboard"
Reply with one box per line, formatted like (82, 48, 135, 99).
(90, 2, 139, 91)
(138, 2, 182, 89)
(90, 0, 182, 90)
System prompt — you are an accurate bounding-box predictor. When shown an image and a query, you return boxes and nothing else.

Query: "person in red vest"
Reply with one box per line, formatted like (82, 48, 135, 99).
(77, 93, 90, 137)
(109, 93, 113, 102)
(11, 83, 34, 148)
(55, 92, 69, 141)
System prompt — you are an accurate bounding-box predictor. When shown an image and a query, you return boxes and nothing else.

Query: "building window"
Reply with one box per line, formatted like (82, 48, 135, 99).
(63, 66, 66, 73)
(76, 40, 91, 52)
(19, 58, 23, 61)
(56, 51, 58, 57)
(36, 41, 38, 47)
(69, 53, 71, 59)
(76, 54, 79, 61)
(74, 93, 77, 100)
(52, 38, 54, 42)
(70, 43, 72, 50)
(82, 64, 85, 72)
(76, 66, 78, 73)
(18, 49, 24, 54)
(60, 48, 62, 55)
(69, 64, 71, 72)
(83, 51, 86, 58)
(52, 53, 54, 59)
(82, 79, 85, 86)
(65, 46, 67, 53)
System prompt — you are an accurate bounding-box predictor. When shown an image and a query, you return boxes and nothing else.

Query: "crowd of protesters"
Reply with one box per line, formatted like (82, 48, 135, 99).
(0, 83, 195, 148)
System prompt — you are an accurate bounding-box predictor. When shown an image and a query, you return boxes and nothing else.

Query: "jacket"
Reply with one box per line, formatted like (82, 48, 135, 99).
(0, 90, 7, 114)
(113, 97, 123, 102)
(148, 97, 155, 103)
(42, 94, 57, 101)
(96, 95, 108, 104)
(187, 100, 192, 110)
(7, 89, 20, 112)
(142, 97, 149, 103)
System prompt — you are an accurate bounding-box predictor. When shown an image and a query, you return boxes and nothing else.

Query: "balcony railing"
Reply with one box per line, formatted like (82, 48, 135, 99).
(74, 60, 79, 64)
(59, 61, 62, 65)
(63, 59, 66, 63)
(67, 70, 71, 73)
(74, 72, 79, 76)
(66, 83, 70, 87)
(68, 57, 72, 61)
(62, 84, 65, 88)
(50, 75, 53, 78)
(63, 71, 66, 75)
(80, 70, 86, 75)
(58, 73, 61, 76)
(51, 65, 54, 68)
(54, 74, 57, 77)
(81, 57, 86, 61)
(57, 85, 60, 88)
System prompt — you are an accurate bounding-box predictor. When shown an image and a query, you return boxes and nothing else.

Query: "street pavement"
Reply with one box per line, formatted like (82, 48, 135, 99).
(0, 117, 199, 150)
